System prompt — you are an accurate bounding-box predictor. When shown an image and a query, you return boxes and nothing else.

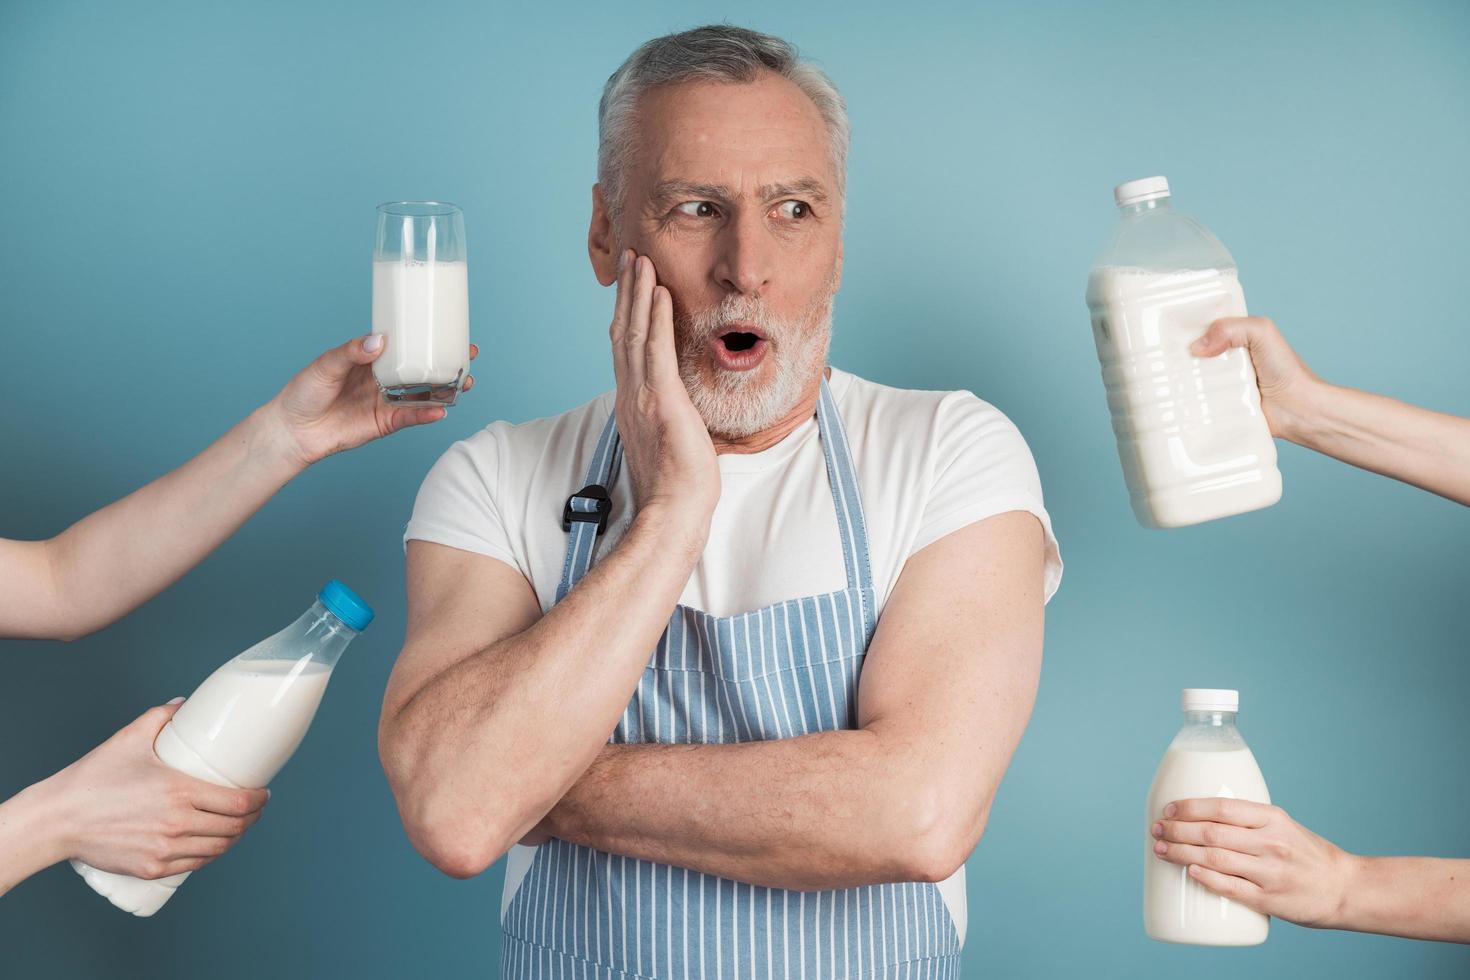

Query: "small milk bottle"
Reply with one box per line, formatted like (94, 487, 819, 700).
(1144, 688, 1270, 946)
(71, 580, 374, 916)
(1085, 176, 1282, 528)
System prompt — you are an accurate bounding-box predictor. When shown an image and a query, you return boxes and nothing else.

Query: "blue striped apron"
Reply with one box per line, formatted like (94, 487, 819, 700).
(502, 377, 962, 978)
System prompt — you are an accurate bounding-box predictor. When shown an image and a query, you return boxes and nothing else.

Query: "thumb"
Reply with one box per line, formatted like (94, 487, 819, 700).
(1190, 317, 1253, 358)
(131, 699, 185, 737)
(307, 335, 382, 387)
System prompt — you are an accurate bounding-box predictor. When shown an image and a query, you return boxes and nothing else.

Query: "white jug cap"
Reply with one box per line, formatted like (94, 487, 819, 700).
(1182, 688, 1239, 712)
(1115, 176, 1171, 207)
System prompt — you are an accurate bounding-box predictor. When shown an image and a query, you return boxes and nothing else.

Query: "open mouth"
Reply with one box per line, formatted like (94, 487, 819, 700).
(711, 326, 769, 371)
(718, 331, 762, 352)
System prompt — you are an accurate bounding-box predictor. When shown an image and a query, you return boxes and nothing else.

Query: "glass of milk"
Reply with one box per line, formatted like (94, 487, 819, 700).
(372, 201, 470, 406)
(1085, 177, 1282, 528)
(1143, 688, 1271, 946)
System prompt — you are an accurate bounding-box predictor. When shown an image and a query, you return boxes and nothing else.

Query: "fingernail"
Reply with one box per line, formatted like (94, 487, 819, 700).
(364, 334, 384, 352)
(1151, 822, 1163, 839)
(1164, 803, 1177, 818)
(167, 696, 185, 705)
(1154, 840, 1168, 855)
(619, 250, 629, 273)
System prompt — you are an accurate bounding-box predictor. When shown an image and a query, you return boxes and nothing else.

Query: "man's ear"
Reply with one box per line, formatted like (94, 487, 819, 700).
(589, 184, 619, 286)
(833, 238, 844, 294)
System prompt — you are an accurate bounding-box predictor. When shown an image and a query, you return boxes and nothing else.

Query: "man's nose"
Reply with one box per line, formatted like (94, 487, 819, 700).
(712, 209, 774, 296)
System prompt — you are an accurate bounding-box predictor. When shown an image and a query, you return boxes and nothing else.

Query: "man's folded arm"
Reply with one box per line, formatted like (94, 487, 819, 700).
(377, 506, 702, 879)
(536, 510, 1046, 891)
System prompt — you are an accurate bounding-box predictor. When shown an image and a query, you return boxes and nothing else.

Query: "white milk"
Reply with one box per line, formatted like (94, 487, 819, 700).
(161, 658, 333, 789)
(1086, 266, 1281, 528)
(1144, 697, 1271, 946)
(73, 587, 368, 916)
(371, 259, 470, 389)
(71, 659, 334, 916)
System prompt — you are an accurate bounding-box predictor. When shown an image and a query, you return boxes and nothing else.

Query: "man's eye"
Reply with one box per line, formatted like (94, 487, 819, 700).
(676, 201, 719, 218)
(776, 200, 812, 220)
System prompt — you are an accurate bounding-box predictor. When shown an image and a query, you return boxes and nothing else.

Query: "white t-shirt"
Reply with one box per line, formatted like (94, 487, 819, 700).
(404, 365, 1063, 946)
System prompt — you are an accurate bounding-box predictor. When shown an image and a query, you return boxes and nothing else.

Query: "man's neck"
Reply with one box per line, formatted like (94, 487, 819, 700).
(710, 366, 831, 456)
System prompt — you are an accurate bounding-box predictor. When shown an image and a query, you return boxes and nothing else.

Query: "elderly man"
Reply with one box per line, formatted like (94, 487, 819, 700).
(380, 24, 1061, 978)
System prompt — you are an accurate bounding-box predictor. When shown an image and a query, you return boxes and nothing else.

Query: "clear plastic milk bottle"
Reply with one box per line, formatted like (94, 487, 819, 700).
(1086, 176, 1282, 528)
(71, 580, 373, 916)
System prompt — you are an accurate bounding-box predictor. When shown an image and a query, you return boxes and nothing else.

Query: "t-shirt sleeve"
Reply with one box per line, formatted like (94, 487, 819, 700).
(911, 391, 1063, 603)
(403, 425, 524, 577)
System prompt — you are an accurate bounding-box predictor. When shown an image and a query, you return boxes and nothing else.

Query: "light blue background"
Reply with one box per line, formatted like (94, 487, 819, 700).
(2, 1, 1466, 976)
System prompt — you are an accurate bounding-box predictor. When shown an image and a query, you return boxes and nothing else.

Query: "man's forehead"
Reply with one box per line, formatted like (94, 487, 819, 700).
(632, 75, 836, 195)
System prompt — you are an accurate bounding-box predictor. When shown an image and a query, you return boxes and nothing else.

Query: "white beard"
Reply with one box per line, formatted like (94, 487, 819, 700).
(676, 279, 837, 440)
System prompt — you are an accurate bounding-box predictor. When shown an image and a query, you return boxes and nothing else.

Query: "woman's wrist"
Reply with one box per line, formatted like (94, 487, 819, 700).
(248, 398, 316, 478)
(0, 775, 75, 890)
(1271, 375, 1337, 449)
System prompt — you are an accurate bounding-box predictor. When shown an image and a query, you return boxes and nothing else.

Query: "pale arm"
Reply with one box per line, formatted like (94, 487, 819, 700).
(0, 336, 463, 641)
(1193, 316, 1470, 506)
(1284, 383, 1470, 507)
(535, 511, 1046, 891)
(1156, 797, 1470, 943)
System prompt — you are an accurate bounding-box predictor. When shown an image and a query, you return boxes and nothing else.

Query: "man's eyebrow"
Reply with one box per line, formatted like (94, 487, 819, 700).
(650, 181, 734, 204)
(649, 178, 831, 205)
(759, 178, 828, 203)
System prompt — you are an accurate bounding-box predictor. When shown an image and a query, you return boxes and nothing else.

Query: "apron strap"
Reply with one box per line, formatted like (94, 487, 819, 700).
(814, 376, 877, 636)
(556, 375, 875, 637)
(555, 411, 622, 603)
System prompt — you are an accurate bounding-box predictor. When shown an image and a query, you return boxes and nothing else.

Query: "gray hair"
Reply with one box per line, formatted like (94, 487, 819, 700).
(597, 25, 850, 222)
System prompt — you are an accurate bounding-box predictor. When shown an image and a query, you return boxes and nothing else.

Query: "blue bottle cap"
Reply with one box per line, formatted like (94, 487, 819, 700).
(318, 580, 374, 632)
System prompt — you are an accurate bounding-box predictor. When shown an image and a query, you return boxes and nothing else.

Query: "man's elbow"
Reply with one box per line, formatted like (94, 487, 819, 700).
(897, 791, 990, 884)
(379, 727, 516, 879)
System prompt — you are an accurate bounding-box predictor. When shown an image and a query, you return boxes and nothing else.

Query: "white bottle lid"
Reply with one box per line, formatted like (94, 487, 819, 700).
(1182, 688, 1238, 712)
(1114, 175, 1171, 207)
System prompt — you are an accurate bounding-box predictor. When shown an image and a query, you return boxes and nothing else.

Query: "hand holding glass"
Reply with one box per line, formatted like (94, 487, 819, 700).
(372, 202, 470, 406)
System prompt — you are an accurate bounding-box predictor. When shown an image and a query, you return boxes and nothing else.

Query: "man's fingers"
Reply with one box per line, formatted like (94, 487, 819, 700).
(190, 783, 270, 817)
(626, 255, 654, 344)
(609, 250, 635, 388)
(1154, 819, 1264, 855)
(469, 343, 479, 362)
(609, 249, 635, 343)
(1154, 839, 1257, 879)
(1165, 797, 1274, 828)
(1188, 864, 1264, 908)
(645, 286, 678, 384)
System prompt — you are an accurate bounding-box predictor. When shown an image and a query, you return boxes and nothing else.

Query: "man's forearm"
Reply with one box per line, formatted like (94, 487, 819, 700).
(1287, 382, 1470, 506)
(384, 507, 707, 875)
(542, 730, 973, 891)
(1334, 855, 1470, 943)
(30, 403, 304, 640)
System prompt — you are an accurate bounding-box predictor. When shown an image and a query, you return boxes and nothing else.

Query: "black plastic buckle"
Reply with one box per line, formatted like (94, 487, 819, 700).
(562, 484, 611, 535)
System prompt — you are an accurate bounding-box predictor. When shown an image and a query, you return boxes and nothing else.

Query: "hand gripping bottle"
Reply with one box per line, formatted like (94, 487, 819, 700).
(1144, 688, 1271, 945)
(1086, 176, 1282, 528)
(72, 580, 373, 915)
